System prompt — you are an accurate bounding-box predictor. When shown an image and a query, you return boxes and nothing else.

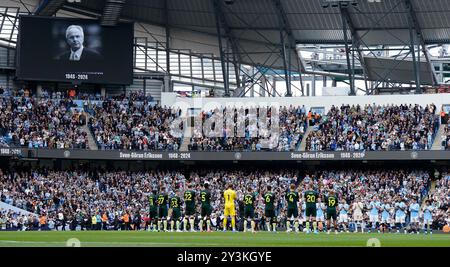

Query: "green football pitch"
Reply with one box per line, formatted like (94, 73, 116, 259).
(0, 231, 449, 247)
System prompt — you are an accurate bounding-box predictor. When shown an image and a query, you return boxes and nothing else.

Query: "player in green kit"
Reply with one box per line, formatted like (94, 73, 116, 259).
(243, 186, 257, 233)
(148, 189, 158, 231)
(285, 184, 300, 233)
(183, 183, 197, 232)
(263, 185, 277, 232)
(303, 183, 319, 234)
(199, 182, 212, 232)
(156, 186, 169, 232)
(169, 191, 182, 232)
(325, 190, 339, 234)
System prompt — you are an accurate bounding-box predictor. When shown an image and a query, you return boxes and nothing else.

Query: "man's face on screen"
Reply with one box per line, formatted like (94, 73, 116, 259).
(66, 28, 84, 51)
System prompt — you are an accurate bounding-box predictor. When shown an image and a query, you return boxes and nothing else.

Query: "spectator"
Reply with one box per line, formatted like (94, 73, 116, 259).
(306, 104, 437, 151)
(188, 105, 307, 151)
(89, 99, 182, 151)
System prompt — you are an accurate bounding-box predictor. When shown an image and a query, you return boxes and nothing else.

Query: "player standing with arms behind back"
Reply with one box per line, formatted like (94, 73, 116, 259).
(183, 183, 197, 232)
(169, 190, 182, 232)
(148, 189, 158, 232)
(243, 186, 257, 233)
(199, 183, 212, 232)
(263, 185, 277, 232)
(157, 187, 169, 232)
(304, 183, 319, 234)
(223, 183, 237, 232)
(285, 184, 300, 233)
(325, 190, 339, 234)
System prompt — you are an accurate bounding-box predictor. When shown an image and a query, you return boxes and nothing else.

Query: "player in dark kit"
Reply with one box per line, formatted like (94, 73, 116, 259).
(148, 189, 158, 231)
(325, 190, 339, 234)
(199, 182, 212, 232)
(243, 186, 257, 233)
(263, 185, 277, 232)
(183, 183, 197, 232)
(169, 191, 182, 232)
(285, 184, 300, 233)
(303, 183, 319, 234)
(157, 187, 169, 232)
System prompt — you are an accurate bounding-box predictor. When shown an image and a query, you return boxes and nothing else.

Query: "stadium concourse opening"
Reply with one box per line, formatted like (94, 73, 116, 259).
(0, 0, 450, 250)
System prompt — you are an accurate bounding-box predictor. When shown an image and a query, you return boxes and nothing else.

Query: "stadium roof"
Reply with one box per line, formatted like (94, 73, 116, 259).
(53, 0, 449, 84)
(4, 0, 450, 91)
(66, 0, 450, 45)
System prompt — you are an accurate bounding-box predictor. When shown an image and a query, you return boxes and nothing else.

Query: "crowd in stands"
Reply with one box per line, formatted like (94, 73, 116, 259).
(306, 104, 438, 151)
(440, 109, 450, 150)
(428, 172, 450, 229)
(188, 105, 308, 151)
(0, 96, 89, 149)
(88, 99, 182, 150)
(0, 91, 181, 151)
(1, 167, 447, 231)
(38, 89, 153, 102)
(440, 124, 450, 150)
(0, 169, 185, 231)
(0, 89, 447, 152)
(0, 210, 38, 231)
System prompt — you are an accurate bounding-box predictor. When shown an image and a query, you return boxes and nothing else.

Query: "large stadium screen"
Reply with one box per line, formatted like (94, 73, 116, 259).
(16, 16, 134, 85)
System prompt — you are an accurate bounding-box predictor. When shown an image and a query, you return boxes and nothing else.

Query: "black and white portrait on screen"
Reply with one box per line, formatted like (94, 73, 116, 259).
(55, 24, 103, 62)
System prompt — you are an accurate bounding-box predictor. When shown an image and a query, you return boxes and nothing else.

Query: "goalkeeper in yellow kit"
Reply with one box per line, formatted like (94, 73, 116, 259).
(223, 183, 237, 232)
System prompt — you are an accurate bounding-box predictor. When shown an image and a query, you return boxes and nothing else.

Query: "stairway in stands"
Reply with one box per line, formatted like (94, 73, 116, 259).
(431, 124, 447, 150)
(298, 126, 314, 151)
(179, 119, 192, 151)
(82, 112, 99, 151)
(422, 180, 437, 207)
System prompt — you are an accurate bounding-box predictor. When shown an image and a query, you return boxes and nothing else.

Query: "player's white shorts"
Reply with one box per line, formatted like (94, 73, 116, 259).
(353, 213, 363, 221)
(369, 214, 379, 223)
(380, 216, 391, 224)
(410, 216, 419, 223)
(316, 214, 325, 222)
(423, 217, 432, 225)
(338, 214, 348, 223)
(395, 215, 406, 224)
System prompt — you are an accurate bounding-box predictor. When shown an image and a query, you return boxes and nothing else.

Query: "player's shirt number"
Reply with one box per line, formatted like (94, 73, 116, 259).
(328, 198, 336, 207)
(289, 195, 294, 202)
(307, 195, 316, 203)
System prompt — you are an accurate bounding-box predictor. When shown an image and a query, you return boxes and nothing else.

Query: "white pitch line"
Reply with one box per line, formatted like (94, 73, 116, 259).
(0, 240, 222, 246)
